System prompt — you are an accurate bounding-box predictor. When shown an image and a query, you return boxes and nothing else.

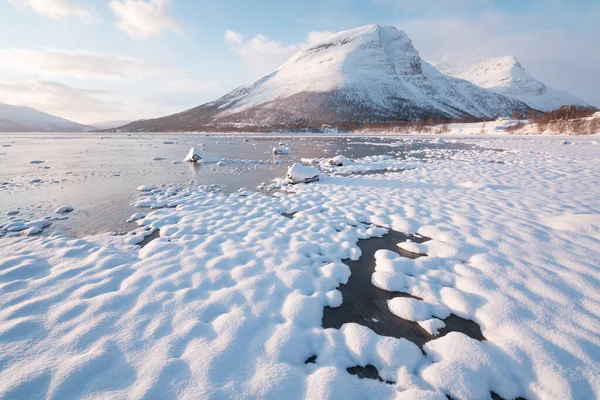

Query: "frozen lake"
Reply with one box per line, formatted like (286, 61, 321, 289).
(0, 133, 472, 237)
(0, 134, 599, 399)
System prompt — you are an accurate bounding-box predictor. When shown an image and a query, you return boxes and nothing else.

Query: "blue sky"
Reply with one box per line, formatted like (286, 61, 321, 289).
(0, 0, 598, 124)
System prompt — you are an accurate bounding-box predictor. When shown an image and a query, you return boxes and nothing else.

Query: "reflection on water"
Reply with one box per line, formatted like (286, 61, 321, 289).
(0, 133, 473, 237)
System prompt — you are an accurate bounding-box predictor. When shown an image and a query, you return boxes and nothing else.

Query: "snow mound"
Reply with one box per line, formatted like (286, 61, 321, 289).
(388, 297, 450, 322)
(328, 155, 349, 166)
(542, 213, 600, 240)
(54, 205, 74, 214)
(285, 164, 321, 184)
(136, 184, 157, 192)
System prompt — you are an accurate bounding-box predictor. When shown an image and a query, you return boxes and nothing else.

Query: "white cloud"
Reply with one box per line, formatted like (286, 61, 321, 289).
(0, 47, 218, 123)
(0, 48, 179, 80)
(7, 0, 99, 22)
(224, 29, 333, 77)
(224, 30, 243, 46)
(0, 80, 120, 123)
(109, 0, 184, 40)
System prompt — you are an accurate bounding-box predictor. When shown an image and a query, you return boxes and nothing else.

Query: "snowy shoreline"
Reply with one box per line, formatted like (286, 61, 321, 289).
(1, 136, 599, 399)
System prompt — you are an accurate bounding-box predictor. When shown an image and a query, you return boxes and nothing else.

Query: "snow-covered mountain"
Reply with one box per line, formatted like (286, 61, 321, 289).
(0, 103, 92, 132)
(121, 25, 530, 132)
(441, 56, 588, 112)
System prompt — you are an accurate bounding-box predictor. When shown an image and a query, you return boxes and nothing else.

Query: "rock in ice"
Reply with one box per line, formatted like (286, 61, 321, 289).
(285, 164, 320, 184)
(184, 147, 202, 162)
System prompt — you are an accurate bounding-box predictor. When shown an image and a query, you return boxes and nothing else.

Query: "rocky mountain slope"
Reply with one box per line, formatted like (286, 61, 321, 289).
(119, 25, 530, 132)
(441, 56, 588, 112)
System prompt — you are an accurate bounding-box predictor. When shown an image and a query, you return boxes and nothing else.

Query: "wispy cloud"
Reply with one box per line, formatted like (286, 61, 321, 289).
(6, 0, 99, 23)
(108, 0, 184, 40)
(0, 48, 179, 80)
(224, 29, 332, 77)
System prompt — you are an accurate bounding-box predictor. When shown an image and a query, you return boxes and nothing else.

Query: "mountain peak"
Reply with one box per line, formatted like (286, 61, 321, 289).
(446, 56, 588, 111)
(477, 55, 524, 72)
(120, 25, 532, 132)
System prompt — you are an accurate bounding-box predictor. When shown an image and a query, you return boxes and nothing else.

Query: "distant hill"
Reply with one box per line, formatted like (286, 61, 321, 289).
(119, 25, 531, 132)
(0, 103, 92, 132)
(90, 120, 133, 130)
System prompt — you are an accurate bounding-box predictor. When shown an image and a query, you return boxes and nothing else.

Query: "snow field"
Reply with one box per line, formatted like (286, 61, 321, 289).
(0, 137, 599, 399)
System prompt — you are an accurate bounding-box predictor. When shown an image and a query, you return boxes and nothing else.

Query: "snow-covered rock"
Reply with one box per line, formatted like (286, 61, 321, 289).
(328, 155, 348, 166)
(285, 164, 321, 184)
(441, 56, 588, 112)
(184, 147, 202, 162)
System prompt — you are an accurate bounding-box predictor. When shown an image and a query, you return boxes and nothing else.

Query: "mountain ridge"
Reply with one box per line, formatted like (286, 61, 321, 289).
(440, 56, 588, 112)
(119, 25, 531, 132)
(0, 103, 92, 132)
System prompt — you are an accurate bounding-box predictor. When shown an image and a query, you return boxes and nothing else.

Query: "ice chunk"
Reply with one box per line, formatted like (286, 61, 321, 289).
(272, 146, 291, 155)
(54, 205, 74, 214)
(184, 147, 202, 162)
(328, 155, 348, 166)
(136, 184, 157, 192)
(6, 210, 19, 216)
(285, 164, 320, 184)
